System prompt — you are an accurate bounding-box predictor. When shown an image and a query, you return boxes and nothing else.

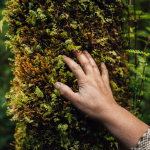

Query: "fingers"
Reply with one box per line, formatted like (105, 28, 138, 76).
(82, 50, 101, 77)
(63, 50, 109, 85)
(62, 55, 86, 81)
(54, 82, 79, 105)
(101, 62, 110, 86)
(73, 50, 94, 76)
(101, 63, 114, 97)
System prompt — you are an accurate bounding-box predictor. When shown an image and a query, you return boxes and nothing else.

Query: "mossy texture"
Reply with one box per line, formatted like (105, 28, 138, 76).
(1, 0, 133, 149)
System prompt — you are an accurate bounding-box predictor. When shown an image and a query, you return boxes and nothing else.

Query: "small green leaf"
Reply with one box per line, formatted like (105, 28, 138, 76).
(81, 127, 86, 131)
(40, 103, 52, 112)
(0, 16, 9, 32)
(108, 51, 117, 56)
(36, 45, 42, 50)
(40, 103, 52, 117)
(24, 114, 34, 123)
(29, 2, 34, 9)
(49, 77, 55, 84)
(58, 124, 68, 131)
(51, 94, 57, 101)
(53, 89, 60, 96)
(43, 112, 51, 118)
(54, 118, 60, 122)
(61, 31, 68, 37)
(65, 71, 74, 78)
(65, 39, 73, 45)
(146, 27, 150, 32)
(57, 55, 65, 69)
(65, 113, 72, 124)
(35, 86, 44, 98)
(105, 136, 114, 141)
(20, 91, 28, 102)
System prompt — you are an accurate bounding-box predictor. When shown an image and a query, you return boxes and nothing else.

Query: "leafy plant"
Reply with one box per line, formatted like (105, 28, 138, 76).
(121, 0, 150, 123)
(1, 0, 150, 149)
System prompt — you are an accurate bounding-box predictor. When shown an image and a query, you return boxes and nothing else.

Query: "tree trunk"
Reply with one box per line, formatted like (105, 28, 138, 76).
(2, 0, 133, 149)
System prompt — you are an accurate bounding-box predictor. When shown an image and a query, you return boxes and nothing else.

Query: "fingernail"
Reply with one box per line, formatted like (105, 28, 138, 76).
(54, 82, 61, 89)
(101, 62, 104, 66)
(83, 50, 88, 54)
(72, 49, 80, 54)
(63, 55, 67, 59)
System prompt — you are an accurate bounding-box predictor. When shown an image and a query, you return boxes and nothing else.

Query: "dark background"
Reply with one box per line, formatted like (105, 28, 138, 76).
(0, 0, 150, 149)
(0, 0, 16, 150)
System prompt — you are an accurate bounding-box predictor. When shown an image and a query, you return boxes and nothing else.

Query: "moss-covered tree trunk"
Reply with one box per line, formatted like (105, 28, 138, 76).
(1, 0, 133, 149)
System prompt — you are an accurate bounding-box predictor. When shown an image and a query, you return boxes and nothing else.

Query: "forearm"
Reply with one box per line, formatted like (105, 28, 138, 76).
(100, 104, 149, 150)
(56, 53, 149, 149)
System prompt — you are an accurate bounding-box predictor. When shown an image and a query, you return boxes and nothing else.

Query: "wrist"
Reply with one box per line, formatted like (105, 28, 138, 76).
(96, 100, 120, 124)
(99, 103, 149, 149)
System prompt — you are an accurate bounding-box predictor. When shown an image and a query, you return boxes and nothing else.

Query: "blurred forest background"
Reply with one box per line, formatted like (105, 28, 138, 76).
(0, 0, 150, 149)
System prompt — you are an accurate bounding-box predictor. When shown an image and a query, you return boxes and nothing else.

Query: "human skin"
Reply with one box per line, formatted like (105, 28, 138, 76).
(54, 50, 149, 150)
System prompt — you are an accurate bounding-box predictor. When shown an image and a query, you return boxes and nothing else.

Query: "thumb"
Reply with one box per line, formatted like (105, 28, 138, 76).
(54, 82, 79, 103)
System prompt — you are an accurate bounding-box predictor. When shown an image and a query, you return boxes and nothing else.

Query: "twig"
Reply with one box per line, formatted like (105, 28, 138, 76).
(138, 0, 149, 19)
(136, 63, 146, 108)
(134, 0, 137, 103)
(134, 0, 137, 78)
(128, 0, 131, 65)
(121, 0, 134, 21)
(141, 35, 150, 57)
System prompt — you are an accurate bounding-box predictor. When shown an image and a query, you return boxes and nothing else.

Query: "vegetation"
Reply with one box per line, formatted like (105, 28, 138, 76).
(0, 0, 150, 150)
(0, 0, 15, 150)
(123, 0, 150, 125)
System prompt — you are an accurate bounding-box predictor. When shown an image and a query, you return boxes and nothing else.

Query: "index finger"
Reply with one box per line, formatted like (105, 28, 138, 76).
(62, 55, 86, 81)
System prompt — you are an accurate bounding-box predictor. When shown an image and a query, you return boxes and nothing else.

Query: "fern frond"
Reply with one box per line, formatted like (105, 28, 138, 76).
(125, 49, 150, 57)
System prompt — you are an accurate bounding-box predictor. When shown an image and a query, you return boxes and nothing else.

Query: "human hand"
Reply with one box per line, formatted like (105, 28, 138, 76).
(54, 50, 149, 150)
(54, 50, 118, 123)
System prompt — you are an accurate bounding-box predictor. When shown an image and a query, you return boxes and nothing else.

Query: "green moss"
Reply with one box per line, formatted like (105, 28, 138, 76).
(1, 0, 134, 149)
(35, 86, 44, 98)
